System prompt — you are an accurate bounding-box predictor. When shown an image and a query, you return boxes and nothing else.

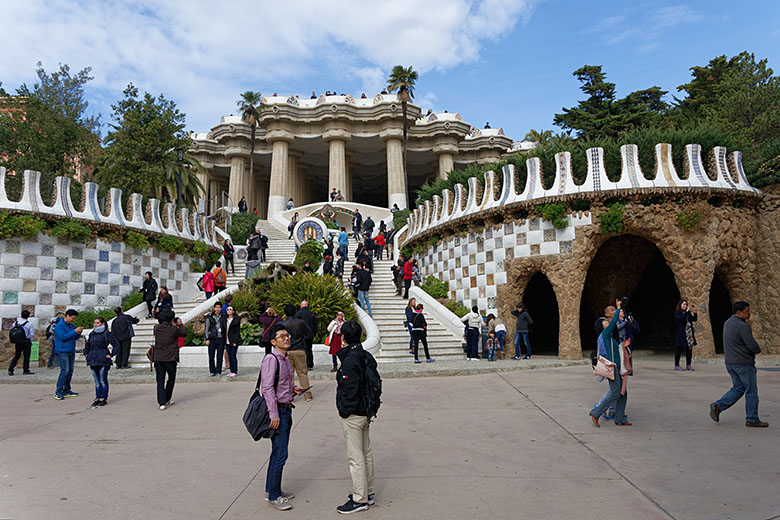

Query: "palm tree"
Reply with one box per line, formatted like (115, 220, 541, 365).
(236, 90, 263, 203)
(157, 153, 206, 208)
(524, 129, 553, 145)
(386, 65, 418, 188)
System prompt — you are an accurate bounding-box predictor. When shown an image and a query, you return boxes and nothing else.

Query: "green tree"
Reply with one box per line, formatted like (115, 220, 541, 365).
(236, 91, 263, 204)
(0, 62, 100, 199)
(95, 84, 204, 206)
(554, 65, 668, 140)
(524, 129, 553, 145)
(386, 65, 419, 203)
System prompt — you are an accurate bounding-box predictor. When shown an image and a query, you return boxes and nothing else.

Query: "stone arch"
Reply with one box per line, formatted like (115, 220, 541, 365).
(523, 272, 559, 355)
(579, 234, 681, 351)
(709, 267, 733, 355)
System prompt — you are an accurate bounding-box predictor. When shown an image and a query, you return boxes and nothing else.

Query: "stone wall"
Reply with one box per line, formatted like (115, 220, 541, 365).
(754, 185, 780, 354)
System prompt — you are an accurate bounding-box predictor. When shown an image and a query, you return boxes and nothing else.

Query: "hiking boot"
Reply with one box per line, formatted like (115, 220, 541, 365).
(349, 493, 374, 506)
(265, 490, 295, 501)
(709, 403, 721, 422)
(746, 420, 769, 428)
(267, 496, 293, 511)
(337, 498, 368, 514)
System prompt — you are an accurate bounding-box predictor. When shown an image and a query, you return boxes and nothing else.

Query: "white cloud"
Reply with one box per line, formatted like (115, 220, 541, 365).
(0, 0, 535, 131)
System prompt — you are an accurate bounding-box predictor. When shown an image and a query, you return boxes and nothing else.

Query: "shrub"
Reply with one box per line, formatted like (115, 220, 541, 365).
(190, 241, 209, 259)
(49, 218, 91, 242)
(206, 252, 222, 268)
(185, 324, 205, 346)
(570, 199, 591, 212)
(294, 239, 324, 269)
(427, 233, 442, 246)
(73, 308, 117, 329)
(268, 272, 357, 339)
(392, 208, 411, 230)
(121, 291, 144, 310)
(240, 322, 262, 346)
(230, 287, 261, 317)
(539, 202, 568, 229)
(157, 235, 186, 254)
(229, 212, 258, 245)
(676, 208, 702, 231)
(0, 212, 48, 239)
(325, 220, 338, 229)
(441, 298, 469, 317)
(421, 276, 448, 300)
(599, 203, 625, 234)
(124, 230, 150, 250)
(189, 260, 204, 272)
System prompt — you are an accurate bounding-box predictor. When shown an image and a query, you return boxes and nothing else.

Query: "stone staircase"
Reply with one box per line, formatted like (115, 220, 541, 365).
(368, 259, 465, 363)
(127, 220, 295, 366)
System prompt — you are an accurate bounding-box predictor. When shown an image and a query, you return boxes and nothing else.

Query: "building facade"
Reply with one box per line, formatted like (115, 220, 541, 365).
(189, 93, 515, 217)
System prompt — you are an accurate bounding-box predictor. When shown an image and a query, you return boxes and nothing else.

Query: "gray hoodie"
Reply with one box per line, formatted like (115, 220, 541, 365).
(723, 315, 760, 366)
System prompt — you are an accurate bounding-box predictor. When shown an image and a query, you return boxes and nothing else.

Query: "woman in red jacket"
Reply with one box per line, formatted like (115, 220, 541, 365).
(202, 270, 215, 299)
(403, 258, 414, 299)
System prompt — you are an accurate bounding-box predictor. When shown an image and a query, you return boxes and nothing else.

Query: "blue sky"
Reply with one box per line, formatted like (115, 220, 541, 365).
(2, 0, 779, 141)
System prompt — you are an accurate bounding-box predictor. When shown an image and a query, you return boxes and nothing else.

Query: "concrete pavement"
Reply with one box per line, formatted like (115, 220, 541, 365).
(0, 361, 778, 520)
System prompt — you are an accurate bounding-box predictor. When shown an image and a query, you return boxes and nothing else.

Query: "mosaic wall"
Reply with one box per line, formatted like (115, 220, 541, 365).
(0, 234, 197, 331)
(419, 214, 591, 313)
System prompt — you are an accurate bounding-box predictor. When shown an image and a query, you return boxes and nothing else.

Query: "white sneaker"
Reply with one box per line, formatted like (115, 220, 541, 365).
(265, 490, 295, 501)
(268, 496, 293, 511)
(159, 405, 166, 410)
(165, 400, 175, 406)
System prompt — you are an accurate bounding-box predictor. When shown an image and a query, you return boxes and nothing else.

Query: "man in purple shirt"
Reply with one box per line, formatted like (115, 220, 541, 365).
(262, 323, 304, 511)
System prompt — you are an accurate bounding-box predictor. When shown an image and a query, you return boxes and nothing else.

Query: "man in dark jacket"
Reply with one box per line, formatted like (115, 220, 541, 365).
(140, 272, 158, 318)
(511, 303, 534, 359)
(204, 302, 225, 376)
(335, 321, 377, 514)
(295, 301, 317, 369)
(283, 304, 313, 401)
(363, 216, 374, 238)
(238, 197, 248, 213)
(111, 306, 139, 369)
(356, 265, 373, 316)
(335, 250, 345, 280)
(259, 232, 269, 262)
(322, 255, 334, 276)
(152, 309, 186, 410)
(710, 301, 767, 427)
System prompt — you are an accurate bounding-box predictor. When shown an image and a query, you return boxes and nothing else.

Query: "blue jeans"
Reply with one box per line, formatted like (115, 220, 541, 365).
(56, 352, 75, 396)
(591, 366, 628, 424)
(266, 407, 293, 501)
(358, 290, 372, 316)
(488, 348, 498, 361)
(339, 244, 348, 259)
(407, 323, 414, 350)
(716, 364, 759, 423)
(495, 330, 506, 352)
(226, 345, 238, 374)
(208, 338, 225, 375)
(90, 365, 110, 400)
(466, 329, 480, 358)
(514, 331, 531, 357)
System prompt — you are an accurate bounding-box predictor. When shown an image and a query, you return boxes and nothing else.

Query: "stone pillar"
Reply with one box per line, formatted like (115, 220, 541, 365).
(267, 133, 292, 216)
(385, 137, 407, 209)
(327, 138, 348, 198)
(438, 153, 454, 180)
(227, 155, 248, 210)
(208, 178, 222, 214)
(255, 176, 268, 219)
(287, 153, 300, 206)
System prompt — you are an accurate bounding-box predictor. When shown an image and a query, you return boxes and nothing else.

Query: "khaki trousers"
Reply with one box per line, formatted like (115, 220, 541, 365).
(287, 350, 312, 399)
(341, 414, 374, 504)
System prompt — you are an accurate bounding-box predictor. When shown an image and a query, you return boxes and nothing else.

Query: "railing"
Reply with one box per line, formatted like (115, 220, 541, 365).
(0, 167, 221, 247)
(404, 144, 760, 244)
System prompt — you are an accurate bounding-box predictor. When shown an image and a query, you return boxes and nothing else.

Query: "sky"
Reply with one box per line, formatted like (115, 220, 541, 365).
(1, 0, 779, 141)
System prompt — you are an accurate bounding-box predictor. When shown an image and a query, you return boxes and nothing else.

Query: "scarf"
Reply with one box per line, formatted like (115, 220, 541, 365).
(685, 318, 695, 349)
(334, 317, 344, 334)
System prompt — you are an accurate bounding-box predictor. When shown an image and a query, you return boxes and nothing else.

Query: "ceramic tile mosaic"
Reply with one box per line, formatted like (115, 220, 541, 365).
(72, 247, 83, 259)
(99, 250, 109, 262)
(4, 266, 18, 278)
(23, 255, 36, 267)
(42, 244, 54, 256)
(71, 271, 82, 282)
(70, 294, 81, 305)
(22, 280, 36, 292)
(39, 293, 52, 305)
(84, 283, 95, 295)
(543, 229, 556, 242)
(56, 257, 68, 269)
(5, 240, 21, 253)
(110, 263, 120, 274)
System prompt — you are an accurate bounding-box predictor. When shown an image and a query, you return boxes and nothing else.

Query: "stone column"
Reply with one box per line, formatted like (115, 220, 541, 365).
(438, 153, 454, 180)
(255, 176, 268, 219)
(208, 178, 222, 214)
(327, 138, 348, 198)
(227, 155, 248, 210)
(385, 137, 407, 209)
(267, 131, 293, 216)
(287, 153, 300, 206)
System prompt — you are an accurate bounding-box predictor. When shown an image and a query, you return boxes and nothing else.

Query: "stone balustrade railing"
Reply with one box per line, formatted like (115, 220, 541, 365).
(404, 144, 760, 244)
(0, 167, 221, 247)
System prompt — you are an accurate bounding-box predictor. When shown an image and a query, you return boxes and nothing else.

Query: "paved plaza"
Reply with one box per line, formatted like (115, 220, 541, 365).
(1, 361, 778, 520)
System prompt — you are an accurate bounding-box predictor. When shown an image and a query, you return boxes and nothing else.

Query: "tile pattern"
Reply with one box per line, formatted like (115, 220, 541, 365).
(419, 215, 591, 313)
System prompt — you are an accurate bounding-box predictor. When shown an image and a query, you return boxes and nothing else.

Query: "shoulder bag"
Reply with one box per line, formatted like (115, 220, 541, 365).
(243, 355, 280, 441)
(593, 355, 616, 380)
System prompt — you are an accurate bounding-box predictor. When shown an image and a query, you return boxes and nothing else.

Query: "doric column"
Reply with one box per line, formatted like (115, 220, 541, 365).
(438, 153, 454, 179)
(227, 155, 248, 210)
(208, 177, 222, 214)
(326, 138, 348, 198)
(433, 139, 459, 180)
(255, 176, 268, 219)
(266, 129, 293, 216)
(287, 152, 300, 206)
(385, 137, 407, 209)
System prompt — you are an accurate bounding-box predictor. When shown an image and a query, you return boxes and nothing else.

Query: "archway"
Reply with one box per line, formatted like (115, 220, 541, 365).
(579, 235, 681, 351)
(524, 272, 559, 355)
(709, 273, 732, 354)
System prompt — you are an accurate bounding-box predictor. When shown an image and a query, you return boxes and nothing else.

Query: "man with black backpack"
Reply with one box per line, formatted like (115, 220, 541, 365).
(8, 310, 34, 375)
(335, 321, 381, 514)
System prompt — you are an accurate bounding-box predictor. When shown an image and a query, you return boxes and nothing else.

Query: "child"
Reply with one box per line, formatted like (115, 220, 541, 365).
(486, 331, 499, 361)
(83, 317, 120, 409)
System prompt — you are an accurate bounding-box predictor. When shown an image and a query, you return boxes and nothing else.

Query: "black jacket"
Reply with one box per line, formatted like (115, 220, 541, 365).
(356, 269, 372, 292)
(204, 312, 224, 341)
(294, 308, 317, 341)
(84, 329, 120, 367)
(111, 313, 139, 341)
(282, 317, 311, 351)
(223, 243, 234, 259)
(152, 322, 186, 363)
(142, 277, 158, 301)
(336, 343, 368, 418)
(323, 260, 333, 275)
(221, 315, 242, 347)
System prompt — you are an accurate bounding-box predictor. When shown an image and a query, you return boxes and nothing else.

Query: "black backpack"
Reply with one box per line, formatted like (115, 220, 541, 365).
(362, 350, 382, 421)
(9, 321, 28, 344)
(250, 234, 262, 249)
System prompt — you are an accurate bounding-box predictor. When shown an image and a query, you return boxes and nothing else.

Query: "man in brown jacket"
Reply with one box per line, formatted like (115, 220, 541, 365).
(152, 309, 186, 410)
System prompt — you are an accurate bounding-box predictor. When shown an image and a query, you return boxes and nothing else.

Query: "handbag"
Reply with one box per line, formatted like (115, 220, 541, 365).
(242, 355, 280, 441)
(593, 355, 616, 380)
(324, 334, 331, 347)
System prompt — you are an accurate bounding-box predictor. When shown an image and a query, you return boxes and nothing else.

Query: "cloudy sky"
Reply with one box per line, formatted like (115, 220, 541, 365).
(1, 0, 779, 140)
